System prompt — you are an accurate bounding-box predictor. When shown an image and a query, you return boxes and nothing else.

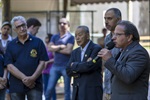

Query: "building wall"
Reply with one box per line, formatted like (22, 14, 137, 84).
(1, 0, 149, 43)
(80, 2, 127, 35)
(10, 0, 59, 41)
(0, 8, 2, 28)
(11, 0, 58, 11)
(79, 1, 149, 43)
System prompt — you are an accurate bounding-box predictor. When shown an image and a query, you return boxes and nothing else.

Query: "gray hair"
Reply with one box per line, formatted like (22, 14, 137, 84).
(117, 20, 140, 42)
(11, 16, 26, 29)
(77, 25, 90, 34)
(106, 8, 122, 19)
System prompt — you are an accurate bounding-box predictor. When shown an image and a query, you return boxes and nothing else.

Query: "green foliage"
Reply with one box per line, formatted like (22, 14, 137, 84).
(0, 1, 2, 7)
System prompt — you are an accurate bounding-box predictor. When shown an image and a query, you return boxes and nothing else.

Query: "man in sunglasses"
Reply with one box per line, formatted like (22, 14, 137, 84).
(45, 18, 75, 100)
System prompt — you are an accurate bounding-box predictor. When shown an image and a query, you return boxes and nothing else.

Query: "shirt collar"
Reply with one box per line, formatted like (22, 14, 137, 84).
(59, 31, 70, 38)
(0, 34, 12, 41)
(81, 40, 91, 52)
(15, 34, 33, 43)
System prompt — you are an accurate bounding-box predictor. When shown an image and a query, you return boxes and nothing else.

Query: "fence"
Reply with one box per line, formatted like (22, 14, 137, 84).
(140, 36, 150, 47)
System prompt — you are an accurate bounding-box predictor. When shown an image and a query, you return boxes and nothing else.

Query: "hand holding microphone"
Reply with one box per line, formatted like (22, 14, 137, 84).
(93, 40, 115, 63)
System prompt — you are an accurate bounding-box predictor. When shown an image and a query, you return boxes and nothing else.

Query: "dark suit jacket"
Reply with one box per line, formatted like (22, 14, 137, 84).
(105, 41, 150, 100)
(66, 41, 103, 100)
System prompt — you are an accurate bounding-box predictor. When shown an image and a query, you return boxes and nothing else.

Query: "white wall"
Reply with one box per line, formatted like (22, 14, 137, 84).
(11, 0, 58, 11)
(10, 0, 59, 41)
(79, 1, 149, 43)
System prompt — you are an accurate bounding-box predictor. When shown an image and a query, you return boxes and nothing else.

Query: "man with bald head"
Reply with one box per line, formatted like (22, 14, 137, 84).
(103, 8, 122, 100)
(66, 26, 103, 100)
(45, 18, 75, 100)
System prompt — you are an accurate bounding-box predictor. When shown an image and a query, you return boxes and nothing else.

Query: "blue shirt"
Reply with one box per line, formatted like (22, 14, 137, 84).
(0, 54, 4, 77)
(4, 34, 49, 93)
(51, 32, 74, 66)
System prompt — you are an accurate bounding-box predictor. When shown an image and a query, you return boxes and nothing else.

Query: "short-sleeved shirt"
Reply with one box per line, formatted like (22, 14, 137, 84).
(4, 34, 49, 93)
(51, 32, 74, 67)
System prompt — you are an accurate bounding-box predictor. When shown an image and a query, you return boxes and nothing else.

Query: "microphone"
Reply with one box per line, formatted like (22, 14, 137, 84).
(92, 40, 115, 63)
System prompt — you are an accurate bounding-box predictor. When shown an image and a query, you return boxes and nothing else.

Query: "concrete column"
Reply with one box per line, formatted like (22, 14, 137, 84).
(63, 0, 68, 18)
(2, 0, 11, 22)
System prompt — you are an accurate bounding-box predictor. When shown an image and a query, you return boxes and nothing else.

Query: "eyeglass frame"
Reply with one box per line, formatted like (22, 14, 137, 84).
(59, 22, 68, 25)
(113, 33, 126, 37)
(15, 23, 27, 29)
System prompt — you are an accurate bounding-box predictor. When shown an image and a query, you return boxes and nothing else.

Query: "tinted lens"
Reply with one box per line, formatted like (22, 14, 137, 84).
(16, 23, 26, 29)
(59, 22, 67, 25)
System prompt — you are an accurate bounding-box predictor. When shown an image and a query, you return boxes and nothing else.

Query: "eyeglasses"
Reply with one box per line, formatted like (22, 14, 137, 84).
(113, 33, 125, 37)
(15, 23, 26, 29)
(59, 22, 67, 25)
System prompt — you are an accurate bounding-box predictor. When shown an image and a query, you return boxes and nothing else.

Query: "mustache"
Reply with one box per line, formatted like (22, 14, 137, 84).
(105, 23, 109, 26)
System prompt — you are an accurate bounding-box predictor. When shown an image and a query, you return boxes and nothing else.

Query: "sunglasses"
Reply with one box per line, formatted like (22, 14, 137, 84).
(15, 23, 26, 29)
(59, 22, 67, 25)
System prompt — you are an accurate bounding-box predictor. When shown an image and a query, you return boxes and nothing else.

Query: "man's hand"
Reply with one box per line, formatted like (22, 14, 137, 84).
(59, 44, 66, 49)
(22, 76, 36, 89)
(87, 57, 92, 62)
(0, 77, 7, 87)
(0, 77, 3, 83)
(0, 84, 5, 89)
(98, 48, 112, 61)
